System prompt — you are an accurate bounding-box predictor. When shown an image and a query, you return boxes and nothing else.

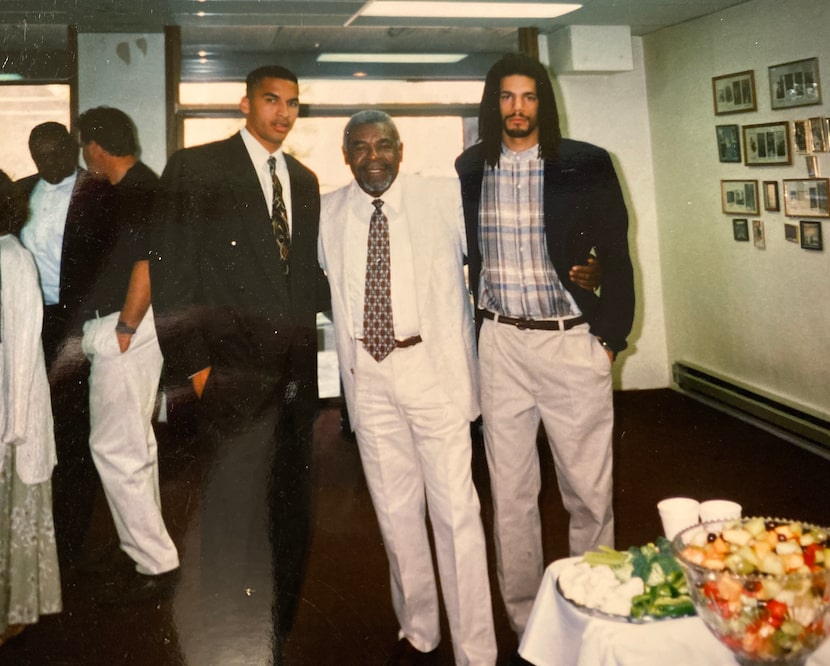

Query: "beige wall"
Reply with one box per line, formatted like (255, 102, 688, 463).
(77, 32, 167, 175)
(644, 0, 830, 418)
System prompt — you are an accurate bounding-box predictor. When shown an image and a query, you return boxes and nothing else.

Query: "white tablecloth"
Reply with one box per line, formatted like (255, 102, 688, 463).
(519, 557, 830, 666)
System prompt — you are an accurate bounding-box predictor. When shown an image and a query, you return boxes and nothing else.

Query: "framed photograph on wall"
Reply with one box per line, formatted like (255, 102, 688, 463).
(732, 218, 749, 241)
(792, 120, 812, 154)
(763, 180, 780, 211)
(799, 220, 823, 250)
(785, 223, 799, 243)
(783, 178, 830, 217)
(721, 179, 759, 215)
(806, 155, 819, 177)
(769, 57, 822, 110)
(742, 121, 791, 166)
(809, 117, 828, 152)
(712, 70, 757, 114)
(716, 124, 741, 162)
(752, 220, 765, 248)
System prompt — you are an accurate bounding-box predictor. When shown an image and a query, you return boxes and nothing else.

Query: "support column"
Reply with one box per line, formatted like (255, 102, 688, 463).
(518, 27, 539, 59)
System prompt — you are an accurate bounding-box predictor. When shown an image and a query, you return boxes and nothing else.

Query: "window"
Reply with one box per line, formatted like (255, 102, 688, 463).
(0, 84, 71, 180)
(177, 78, 482, 191)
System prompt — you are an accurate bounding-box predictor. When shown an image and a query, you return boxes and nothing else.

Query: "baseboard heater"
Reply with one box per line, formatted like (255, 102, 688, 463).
(672, 362, 830, 456)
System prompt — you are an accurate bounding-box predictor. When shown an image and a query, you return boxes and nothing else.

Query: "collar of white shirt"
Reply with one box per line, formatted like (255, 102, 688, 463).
(350, 175, 403, 219)
(37, 170, 77, 193)
(241, 126, 286, 173)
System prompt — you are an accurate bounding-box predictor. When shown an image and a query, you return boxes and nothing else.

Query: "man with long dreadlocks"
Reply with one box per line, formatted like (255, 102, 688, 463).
(455, 53, 635, 638)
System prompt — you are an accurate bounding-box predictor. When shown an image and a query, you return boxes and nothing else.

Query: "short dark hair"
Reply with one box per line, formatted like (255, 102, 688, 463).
(245, 65, 298, 98)
(0, 169, 29, 236)
(76, 106, 138, 156)
(29, 121, 74, 151)
(342, 110, 400, 151)
(478, 53, 562, 167)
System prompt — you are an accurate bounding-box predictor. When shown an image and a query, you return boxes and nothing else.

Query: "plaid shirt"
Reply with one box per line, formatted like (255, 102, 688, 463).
(478, 145, 579, 319)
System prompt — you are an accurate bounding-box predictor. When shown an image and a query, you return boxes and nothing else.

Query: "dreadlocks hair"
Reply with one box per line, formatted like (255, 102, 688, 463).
(478, 53, 562, 168)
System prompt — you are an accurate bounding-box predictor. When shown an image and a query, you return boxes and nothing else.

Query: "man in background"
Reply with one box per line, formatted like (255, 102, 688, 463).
(150, 65, 328, 661)
(76, 106, 179, 605)
(16, 122, 114, 568)
(456, 53, 635, 638)
(319, 110, 496, 666)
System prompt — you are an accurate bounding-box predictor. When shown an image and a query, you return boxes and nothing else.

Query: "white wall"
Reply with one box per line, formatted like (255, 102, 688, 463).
(77, 33, 167, 175)
(543, 35, 670, 390)
(643, 0, 830, 418)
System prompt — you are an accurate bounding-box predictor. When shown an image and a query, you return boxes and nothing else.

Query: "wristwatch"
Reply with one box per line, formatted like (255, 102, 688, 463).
(116, 320, 137, 335)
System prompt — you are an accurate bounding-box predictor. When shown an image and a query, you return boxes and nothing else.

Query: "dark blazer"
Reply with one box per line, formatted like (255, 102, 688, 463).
(16, 168, 115, 331)
(150, 132, 328, 409)
(455, 139, 635, 353)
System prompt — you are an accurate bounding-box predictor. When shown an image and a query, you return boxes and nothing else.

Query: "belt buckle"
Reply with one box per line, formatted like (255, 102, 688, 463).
(515, 318, 530, 330)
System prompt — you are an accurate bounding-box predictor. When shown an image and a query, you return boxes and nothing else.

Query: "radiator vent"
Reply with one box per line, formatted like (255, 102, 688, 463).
(672, 362, 830, 456)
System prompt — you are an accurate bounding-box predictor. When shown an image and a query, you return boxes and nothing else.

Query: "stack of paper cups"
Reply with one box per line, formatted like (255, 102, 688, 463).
(657, 497, 701, 540)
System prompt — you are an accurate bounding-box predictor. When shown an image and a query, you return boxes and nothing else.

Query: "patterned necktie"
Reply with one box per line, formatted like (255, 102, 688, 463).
(363, 198, 395, 362)
(267, 156, 290, 274)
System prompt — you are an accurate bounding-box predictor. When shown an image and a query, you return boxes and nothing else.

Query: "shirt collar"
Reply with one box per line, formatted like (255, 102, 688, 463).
(351, 175, 403, 217)
(240, 126, 285, 167)
(500, 143, 540, 163)
(39, 170, 77, 192)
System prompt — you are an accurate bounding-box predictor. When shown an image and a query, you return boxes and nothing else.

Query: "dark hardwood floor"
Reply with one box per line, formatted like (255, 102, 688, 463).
(2, 388, 829, 665)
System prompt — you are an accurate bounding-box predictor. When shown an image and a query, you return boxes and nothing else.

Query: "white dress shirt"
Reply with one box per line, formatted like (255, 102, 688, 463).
(346, 179, 420, 340)
(240, 127, 293, 236)
(20, 171, 77, 305)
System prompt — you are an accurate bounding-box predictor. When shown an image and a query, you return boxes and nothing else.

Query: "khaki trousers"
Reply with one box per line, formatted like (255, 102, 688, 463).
(479, 319, 614, 635)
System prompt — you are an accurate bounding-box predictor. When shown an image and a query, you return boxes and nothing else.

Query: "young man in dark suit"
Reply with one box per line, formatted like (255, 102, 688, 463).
(150, 65, 328, 662)
(17, 122, 114, 568)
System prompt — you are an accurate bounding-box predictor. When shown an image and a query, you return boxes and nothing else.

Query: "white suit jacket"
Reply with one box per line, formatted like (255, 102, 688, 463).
(318, 174, 479, 430)
(0, 234, 56, 484)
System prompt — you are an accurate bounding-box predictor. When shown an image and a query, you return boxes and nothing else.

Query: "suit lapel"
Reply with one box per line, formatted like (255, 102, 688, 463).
(222, 134, 288, 293)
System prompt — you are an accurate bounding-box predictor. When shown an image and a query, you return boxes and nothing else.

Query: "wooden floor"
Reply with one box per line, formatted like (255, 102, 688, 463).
(2, 388, 829, 665)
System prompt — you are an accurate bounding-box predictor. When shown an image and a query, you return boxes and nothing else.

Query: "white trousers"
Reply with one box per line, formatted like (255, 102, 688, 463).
(82, 307, 179, 575)
(479, 319, 614, 636)
(352, 343, 496, 666)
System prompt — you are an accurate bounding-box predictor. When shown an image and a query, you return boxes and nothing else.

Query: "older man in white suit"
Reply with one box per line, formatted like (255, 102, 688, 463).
(318, 110, 496, 666)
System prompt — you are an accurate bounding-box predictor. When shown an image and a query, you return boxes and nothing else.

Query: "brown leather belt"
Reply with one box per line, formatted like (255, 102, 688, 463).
(357, 335, 422, 348)
(481, 310, 586, 331)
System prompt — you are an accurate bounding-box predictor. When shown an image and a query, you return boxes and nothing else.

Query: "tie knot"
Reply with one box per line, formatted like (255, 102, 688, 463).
(267, 156, 276, 174)
(372, 198, 384, 212)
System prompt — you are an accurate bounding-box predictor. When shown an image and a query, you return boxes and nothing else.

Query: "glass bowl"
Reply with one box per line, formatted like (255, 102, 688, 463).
(672, 517, 830, 666)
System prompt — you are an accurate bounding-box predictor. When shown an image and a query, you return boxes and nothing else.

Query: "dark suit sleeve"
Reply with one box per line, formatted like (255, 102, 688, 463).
(585, 151, 634, 352)
(149, 149, 213, 380)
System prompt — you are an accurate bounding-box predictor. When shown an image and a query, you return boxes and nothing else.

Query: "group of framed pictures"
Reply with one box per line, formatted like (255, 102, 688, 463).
(713, 57, 822, 116)
(732, 217, 822, 250)
(717, 119, 830, 167)
(721, 178, 829, 217)
(722, 177, 826, 251)
(713, 57, 825, 251)
(715, 122, 793, 165)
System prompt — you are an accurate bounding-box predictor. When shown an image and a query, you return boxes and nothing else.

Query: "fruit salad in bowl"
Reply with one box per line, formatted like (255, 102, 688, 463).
(672, 517, 830, 666)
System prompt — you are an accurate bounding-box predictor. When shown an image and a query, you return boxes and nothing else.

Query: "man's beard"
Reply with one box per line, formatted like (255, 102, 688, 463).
(503, 115, 537, 138)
